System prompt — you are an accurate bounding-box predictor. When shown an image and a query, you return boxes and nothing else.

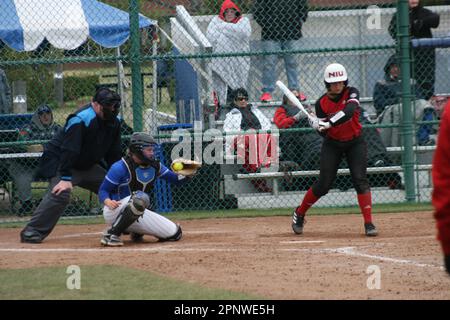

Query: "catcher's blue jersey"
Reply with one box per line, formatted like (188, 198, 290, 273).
(98, 157, 183, 203)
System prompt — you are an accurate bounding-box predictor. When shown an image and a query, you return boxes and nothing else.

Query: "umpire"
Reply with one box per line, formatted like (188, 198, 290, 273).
(20, 87, 122, 243)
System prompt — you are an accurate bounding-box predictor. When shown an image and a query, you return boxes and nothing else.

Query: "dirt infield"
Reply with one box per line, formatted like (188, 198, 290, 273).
(1, 211, 450, 299)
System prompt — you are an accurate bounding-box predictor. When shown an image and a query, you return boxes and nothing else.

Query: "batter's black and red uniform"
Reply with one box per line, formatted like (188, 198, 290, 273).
(295, 86, 373, 225)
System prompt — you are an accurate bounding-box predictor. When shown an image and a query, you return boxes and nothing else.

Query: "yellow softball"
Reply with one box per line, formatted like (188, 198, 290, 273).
(173, 162, 184, 171)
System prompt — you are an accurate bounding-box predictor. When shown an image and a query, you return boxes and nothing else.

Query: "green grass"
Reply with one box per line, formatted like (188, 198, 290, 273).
(0, 202, 433, 228)
(0, 265, 260, 300)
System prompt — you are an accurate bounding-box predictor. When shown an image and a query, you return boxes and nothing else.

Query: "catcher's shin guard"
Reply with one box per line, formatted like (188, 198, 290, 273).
(159, 225, 182, 242)
(108, 192, 149, 236)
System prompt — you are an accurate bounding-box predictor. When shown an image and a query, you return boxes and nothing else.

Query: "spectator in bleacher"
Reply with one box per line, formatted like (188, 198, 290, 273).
(8, 104, 62, 215)
(375, 54, 437, 146)
(389, 0, 440, 100)
(0, 67, 12, 114)
(432, 98, 450, 275)
(206, 0, 251, 105)
(223, 88, 274, 193)
(273, 91, 321, 170)
(20, 87, 122, 243)
(273, 92, 322, 191)
(253, 0, 309, 102)
(373, 54, 426, 116)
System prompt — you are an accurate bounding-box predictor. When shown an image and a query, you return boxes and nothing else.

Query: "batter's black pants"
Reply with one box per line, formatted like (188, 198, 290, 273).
(312, 135, 370, 197)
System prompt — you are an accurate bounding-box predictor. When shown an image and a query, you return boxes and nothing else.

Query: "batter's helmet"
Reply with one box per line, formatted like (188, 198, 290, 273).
(324, 63, 348, 87)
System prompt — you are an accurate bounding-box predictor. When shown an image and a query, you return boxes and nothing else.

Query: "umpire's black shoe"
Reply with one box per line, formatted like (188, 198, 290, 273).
(20, 230, 43, 243)
(364, 223, 378, 237)
(292, 211, 305, 235)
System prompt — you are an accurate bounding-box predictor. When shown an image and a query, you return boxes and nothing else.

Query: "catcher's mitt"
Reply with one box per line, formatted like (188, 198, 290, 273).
(170, 158, 202, 176)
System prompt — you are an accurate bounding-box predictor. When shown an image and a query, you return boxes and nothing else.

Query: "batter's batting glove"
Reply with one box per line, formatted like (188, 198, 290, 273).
(308, 116, 320, 130)
(445, 255, 450, 275)
(318, 121, 331, 132)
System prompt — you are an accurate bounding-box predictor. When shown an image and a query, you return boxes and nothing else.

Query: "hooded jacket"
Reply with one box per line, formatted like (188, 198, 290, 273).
(206, 0, 251, 90)
(18, 106, 61, 142)
(373, 54, 425, 115)
(388, 3, 439, 99)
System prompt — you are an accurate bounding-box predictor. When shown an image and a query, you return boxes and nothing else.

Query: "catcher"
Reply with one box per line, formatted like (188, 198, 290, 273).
(98, 132, 200, 246)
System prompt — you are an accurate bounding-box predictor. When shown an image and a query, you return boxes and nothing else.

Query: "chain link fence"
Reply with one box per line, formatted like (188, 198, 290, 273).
(1, 0, 448, 221)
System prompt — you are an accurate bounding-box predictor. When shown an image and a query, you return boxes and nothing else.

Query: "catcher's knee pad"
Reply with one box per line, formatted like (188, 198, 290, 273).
(130, 191, 150, 214)
(108, 194, 148, 236)
(159, 225, 182, 242)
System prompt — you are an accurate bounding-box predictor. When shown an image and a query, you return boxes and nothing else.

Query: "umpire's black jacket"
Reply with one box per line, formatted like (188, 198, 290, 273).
(37, 104, 122, 180)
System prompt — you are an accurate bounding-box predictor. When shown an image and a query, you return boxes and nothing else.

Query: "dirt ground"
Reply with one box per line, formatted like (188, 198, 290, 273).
(1, 211, 449, 300)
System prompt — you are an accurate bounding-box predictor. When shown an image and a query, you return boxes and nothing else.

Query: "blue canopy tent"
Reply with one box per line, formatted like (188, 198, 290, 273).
(0, 0, 157, 113)
(0, 0, 155, 51)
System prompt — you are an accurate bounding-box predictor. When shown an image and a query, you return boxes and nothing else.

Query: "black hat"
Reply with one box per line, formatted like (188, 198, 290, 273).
(37, 104, 52, 115)
(231, 88, 249, 101)
(93, 87, 121, 108)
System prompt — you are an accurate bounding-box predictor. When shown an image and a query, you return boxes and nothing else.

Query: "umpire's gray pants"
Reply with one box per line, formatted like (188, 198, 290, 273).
(22, 164, 107, 240)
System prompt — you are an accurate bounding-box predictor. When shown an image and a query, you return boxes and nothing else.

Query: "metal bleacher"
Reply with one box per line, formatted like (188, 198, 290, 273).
(208, 98, 436, 208)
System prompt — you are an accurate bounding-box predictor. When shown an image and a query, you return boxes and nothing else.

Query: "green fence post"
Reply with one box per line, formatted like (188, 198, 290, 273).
(398, 0, 416, 202)
(130, 0, 143, 131)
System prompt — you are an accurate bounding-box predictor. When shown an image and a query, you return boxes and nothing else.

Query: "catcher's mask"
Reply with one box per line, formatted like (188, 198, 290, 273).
(93, 87, 121, 121)
(129, 132, 158, 165)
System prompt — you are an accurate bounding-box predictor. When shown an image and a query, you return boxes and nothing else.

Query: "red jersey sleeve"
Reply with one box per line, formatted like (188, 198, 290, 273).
(432, 102, 450, 255)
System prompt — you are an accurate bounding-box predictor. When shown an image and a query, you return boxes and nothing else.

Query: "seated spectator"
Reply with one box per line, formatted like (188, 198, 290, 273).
(8, 104, 62, 215)
(273, 91, 321, 168)
(373, 54, 426, 115)
(223, 88, 274, 193)
(206, 0, 251, 105)
(273, 92, 321, 190)
(374, 54, 436, 146)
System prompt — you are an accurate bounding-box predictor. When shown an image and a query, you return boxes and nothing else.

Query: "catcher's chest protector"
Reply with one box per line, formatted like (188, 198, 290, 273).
(123, 156, 158, 193)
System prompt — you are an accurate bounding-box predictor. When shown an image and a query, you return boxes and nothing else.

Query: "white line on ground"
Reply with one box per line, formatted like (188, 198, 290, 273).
(281, 246, 444, 269)
(60, 232, 103, 238)
(0, 243, 443, 270)
(279, 240, 325, 244)
(0, 247, 244, 253)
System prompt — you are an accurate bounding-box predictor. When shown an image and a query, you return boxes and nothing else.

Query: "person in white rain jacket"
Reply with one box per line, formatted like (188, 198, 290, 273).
(206, 0, 251, 105)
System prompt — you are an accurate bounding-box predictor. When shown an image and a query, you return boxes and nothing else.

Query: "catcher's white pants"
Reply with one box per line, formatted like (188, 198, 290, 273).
(103, 196, 178, 239)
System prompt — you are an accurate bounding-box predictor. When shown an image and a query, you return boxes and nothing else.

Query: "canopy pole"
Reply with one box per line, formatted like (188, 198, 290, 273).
(116, 47, 125, 119)
(151, 33, 158, 135)
(129, 0, 143, 131)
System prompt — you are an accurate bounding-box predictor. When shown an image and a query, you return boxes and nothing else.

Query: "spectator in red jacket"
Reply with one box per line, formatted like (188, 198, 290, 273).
(432, 99, 450, 275)
(273, 91, 321, 170)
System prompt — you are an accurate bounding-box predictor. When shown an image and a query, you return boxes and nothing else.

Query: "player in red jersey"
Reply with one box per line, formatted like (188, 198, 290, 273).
(291, 63, 378, 237)
(432, 99, 450, 275)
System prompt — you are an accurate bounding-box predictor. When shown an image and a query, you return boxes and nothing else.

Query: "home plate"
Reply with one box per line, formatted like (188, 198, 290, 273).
(279, 240, 325, 244)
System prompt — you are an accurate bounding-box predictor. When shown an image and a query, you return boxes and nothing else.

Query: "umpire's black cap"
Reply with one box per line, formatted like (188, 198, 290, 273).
(93, 87, 121, 109)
